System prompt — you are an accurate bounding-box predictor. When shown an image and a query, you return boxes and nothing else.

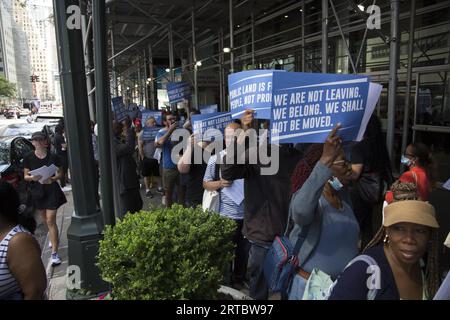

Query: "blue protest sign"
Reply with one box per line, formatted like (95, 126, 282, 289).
(270, 72, 373, 144)
(200, 104, 219, 115)
(142, 111, 163, 126)
(142, 127, 160, 142)
(167, 82, 191, 104)
(191, 112, 233, 141)
(228, 70, 285, 120)
(112, 96, 128, 122)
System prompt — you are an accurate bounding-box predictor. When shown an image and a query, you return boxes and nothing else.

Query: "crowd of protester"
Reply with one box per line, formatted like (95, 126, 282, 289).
(106, 106, 449, 301)
(0, 102, 449, 301)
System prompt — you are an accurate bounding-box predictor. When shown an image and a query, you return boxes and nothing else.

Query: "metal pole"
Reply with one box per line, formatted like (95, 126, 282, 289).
(168, 25, 176, 111)
(219, 29, 224, 111)
(401, 0, 416, 171)
(329, 0, 357, 74)
(53, 0, 107, 295)
(93, 0, 116, 226)
(143, 49, 149, 108)
(387, 0, 400, 161)
(229, 0, 234, 73)
(192, 9, 198, 109)
(111, 25, 118, 97)
(81, 15, 95, 121)
(148, 45, 157, 109)
(251, 12, 255, 69)
(302, 2, 305, 71)
(168, 25, 175, 82)
(322, 0, 328, 73)
(138, 57, 143, 106)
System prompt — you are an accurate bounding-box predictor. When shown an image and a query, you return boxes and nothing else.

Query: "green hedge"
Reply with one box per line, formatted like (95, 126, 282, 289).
(97, 205, 236, 300)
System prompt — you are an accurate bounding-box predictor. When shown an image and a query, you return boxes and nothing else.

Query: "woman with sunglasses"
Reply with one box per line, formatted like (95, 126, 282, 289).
(287, 125, 359, 300)
(23, 131, 67, 267)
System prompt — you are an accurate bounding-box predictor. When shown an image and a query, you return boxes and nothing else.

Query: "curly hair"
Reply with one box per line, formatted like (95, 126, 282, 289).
(290, 144, 323, 194)
(365, 181, 440, 298)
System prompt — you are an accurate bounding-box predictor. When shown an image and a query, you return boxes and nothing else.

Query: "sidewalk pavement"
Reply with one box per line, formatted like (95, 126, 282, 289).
(42, 185, 163, 300)
(42, 184, 265, 300)
(41, 188, 73, 300)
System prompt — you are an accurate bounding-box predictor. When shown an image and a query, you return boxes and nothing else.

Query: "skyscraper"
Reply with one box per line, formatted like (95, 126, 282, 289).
(0, 0, 17, 85)
(13, 0, 59, 101)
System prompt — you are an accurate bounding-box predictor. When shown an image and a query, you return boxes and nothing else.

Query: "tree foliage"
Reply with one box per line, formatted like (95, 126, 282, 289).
(0, 76, 16, 98)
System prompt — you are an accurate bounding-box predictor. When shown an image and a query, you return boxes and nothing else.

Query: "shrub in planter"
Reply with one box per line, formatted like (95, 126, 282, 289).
(97, 205, 236, 300)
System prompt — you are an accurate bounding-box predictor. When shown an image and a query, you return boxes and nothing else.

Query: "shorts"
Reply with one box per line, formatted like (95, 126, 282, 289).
(141, 157, 160, 177)
(32, 182, 67, 211)
(162, 168, 180, 192)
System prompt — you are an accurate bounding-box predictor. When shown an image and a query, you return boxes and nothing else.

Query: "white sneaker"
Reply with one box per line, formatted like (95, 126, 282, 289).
(62, 186, 72, 192)
(51, 253, 62, 266)
(161, 195, 166, 206)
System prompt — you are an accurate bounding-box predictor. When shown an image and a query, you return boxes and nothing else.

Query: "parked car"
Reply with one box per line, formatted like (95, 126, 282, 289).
(0, 121, 57, 140)
(0, 136, 34, 203)
(3, 108, 16, 119)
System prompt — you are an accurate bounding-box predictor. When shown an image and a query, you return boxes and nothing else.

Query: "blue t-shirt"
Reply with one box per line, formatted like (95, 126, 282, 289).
(156, 129, 177, 169)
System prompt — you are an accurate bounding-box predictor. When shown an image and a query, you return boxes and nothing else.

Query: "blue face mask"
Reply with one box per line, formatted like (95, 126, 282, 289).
(329, 177, 344, 191)
(401, 155, 412, 167)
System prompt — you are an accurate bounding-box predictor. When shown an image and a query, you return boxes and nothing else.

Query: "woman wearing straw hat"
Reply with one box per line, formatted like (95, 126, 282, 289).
(328, 199, 440, 300)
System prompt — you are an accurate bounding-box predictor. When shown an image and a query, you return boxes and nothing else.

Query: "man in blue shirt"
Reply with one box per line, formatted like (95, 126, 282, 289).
(155, 113, 180, 208)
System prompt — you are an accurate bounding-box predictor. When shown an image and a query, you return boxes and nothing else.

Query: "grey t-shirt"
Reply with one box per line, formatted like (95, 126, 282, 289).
(139, 131, 156, 159)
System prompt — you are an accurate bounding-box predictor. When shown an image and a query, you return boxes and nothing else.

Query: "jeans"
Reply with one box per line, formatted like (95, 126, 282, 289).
(247, 242, 270, 300)
(232, 220, 250, 283)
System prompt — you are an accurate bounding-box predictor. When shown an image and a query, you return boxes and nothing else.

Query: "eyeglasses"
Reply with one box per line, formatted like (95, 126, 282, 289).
(404, 153, 415, 158)
(331, 160, 351, 169)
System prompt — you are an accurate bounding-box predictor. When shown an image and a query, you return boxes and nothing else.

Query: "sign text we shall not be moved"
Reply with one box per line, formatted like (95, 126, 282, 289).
(271, 86, 365, 140)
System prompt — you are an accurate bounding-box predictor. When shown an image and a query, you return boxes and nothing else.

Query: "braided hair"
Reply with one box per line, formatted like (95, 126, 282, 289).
(365, 181, 440, 298)
(290, 144, 323, 195)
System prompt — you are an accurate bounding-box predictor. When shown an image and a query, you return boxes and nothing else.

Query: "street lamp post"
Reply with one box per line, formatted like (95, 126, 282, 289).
(53, 0, 108, 297)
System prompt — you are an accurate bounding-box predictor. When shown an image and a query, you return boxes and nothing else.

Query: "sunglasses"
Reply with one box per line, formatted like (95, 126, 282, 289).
(332, 160, 348, 165)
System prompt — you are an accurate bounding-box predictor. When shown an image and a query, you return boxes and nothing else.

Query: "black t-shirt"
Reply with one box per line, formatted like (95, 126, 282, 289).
(23, 151, 61, 173)
(185, 145, 209, 206)
(53, 133, 66, 156)
(351, 140, 373, 173)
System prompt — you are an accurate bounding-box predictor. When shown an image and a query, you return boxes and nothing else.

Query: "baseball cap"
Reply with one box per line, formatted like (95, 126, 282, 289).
(383, 200, 439, 229)
(31, 131, 47, 141)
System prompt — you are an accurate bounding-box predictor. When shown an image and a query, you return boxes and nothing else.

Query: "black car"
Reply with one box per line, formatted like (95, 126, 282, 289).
(0, 136, 34, 203)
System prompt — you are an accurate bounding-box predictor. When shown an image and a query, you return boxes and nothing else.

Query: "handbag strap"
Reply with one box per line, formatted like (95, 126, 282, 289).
(214, 154, 223, 191)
